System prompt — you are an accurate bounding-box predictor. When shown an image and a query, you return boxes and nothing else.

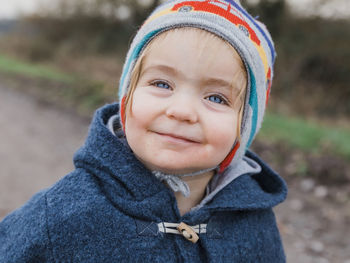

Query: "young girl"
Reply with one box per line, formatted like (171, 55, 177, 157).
(0, 0, 287, 262)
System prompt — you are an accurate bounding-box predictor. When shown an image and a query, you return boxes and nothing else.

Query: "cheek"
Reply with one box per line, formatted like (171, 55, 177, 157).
(130, 88, 160, 120)
(206, 115, 238, 156)
(125, 111, 148, 144)
(126, 91, 150, 129)
(124, 88, 162, 144)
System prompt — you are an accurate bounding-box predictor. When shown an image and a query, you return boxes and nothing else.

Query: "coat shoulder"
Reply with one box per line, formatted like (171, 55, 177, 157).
(0, 189, 53, 262)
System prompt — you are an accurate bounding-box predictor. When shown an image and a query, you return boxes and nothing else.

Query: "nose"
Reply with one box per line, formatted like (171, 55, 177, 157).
(165, 92, 198, 123)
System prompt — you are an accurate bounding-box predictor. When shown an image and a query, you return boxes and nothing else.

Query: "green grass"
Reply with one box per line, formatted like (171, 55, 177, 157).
(0, 54, 75, 83)
(259, 112, 350, 159)
(0, 53, 111, 113)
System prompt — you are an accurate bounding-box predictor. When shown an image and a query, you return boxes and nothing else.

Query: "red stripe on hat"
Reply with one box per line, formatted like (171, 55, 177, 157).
(120, 96, 126, 132)
(219, 141, 240, 173)
(266, 67, 272, 106)
(172, 0, 261, 46)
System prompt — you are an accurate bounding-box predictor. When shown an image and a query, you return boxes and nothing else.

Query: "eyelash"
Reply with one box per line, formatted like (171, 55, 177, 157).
(206, 94, 229, 105)
(149, 80, 229, 105)
(150, 80, 171, 90)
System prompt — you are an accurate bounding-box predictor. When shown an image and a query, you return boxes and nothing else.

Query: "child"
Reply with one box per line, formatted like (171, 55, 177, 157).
(0, 0, 287, 262)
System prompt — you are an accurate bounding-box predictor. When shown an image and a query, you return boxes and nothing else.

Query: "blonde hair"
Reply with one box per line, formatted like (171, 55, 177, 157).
(123, 27, 247, 141)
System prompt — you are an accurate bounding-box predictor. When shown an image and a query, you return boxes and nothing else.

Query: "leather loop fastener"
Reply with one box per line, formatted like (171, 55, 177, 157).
(177, 222, 199, 243)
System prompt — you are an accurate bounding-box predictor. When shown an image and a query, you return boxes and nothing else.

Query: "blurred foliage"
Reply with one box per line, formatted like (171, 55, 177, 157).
(0, 54, 75, 83)
(1, 0, 350, 118)
(15, 0, 161, 58)
(0, 53, 111, 115)
(242, 0, 350, 118)
(259, 112, 350, 159)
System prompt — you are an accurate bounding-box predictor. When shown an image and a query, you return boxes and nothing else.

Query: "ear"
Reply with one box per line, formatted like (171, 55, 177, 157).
(219, 141, 240, 173)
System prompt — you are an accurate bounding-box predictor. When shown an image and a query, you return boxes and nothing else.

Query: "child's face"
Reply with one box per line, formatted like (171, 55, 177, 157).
(125, 29, 245, 174)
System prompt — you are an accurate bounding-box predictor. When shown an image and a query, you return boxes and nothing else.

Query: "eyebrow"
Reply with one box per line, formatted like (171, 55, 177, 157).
(201, 78, 232, 89)
(141, 64, 180, 77)
(141, 63, 234, 88)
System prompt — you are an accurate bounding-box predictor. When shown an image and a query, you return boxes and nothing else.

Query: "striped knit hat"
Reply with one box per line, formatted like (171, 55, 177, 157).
(118, 0, 276, 173)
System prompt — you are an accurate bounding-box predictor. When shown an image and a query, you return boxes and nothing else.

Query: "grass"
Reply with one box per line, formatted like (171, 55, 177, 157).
(0, 54, 75, 83)
(259, 112, 350, 159)
(0, 53, 111, 114)
(1, 52, 349, 159)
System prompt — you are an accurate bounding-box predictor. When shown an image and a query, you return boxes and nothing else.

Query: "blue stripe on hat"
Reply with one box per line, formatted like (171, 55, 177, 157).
(228, 0, 276, 63)
(119, 29, 162, 99)
(247, 67, 258, 148)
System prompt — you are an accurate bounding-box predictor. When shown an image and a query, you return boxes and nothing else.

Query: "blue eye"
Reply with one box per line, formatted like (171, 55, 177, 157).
(153, 81, 170, 89)
(207, 95, 227, 104)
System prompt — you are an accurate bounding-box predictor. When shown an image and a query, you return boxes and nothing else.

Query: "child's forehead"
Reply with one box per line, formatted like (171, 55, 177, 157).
(141, 29, 243, 75)
(149, 28, 233, 51)
(142, 28, 243, 71)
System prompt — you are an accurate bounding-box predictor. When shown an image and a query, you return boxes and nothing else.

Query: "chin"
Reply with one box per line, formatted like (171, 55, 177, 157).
(150, 162, 208, 175)
(140, 154, 217, 174)
(150, 164, 187, 174)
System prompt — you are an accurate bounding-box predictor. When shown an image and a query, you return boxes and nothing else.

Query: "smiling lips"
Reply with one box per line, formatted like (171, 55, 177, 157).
(153, 131, 200, 144)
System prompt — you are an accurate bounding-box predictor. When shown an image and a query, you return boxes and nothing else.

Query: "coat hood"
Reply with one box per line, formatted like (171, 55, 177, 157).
(73, 103, 287, 221)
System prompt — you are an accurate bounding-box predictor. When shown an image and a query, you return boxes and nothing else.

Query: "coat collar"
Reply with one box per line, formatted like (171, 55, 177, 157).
(204, 150, 287, 211)
(73, 103, 287, 221)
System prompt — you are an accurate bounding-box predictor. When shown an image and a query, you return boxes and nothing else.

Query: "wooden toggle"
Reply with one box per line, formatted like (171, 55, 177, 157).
(177, 222, 199, 243)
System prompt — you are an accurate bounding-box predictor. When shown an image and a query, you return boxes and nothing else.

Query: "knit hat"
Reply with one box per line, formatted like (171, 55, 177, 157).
(118, 0, 275, 173)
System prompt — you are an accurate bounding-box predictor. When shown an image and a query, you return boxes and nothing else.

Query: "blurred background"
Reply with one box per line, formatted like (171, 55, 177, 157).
(0, 0, 349, 262)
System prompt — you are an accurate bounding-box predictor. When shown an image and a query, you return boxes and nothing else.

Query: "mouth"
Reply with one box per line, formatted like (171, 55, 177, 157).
(153, 131, 200, 144)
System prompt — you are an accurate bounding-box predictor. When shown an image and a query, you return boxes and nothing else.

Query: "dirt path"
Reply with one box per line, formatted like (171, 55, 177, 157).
(0, 82, 349, 262)
(275, 181, 350, 263)
(0, 83, 89, 218)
